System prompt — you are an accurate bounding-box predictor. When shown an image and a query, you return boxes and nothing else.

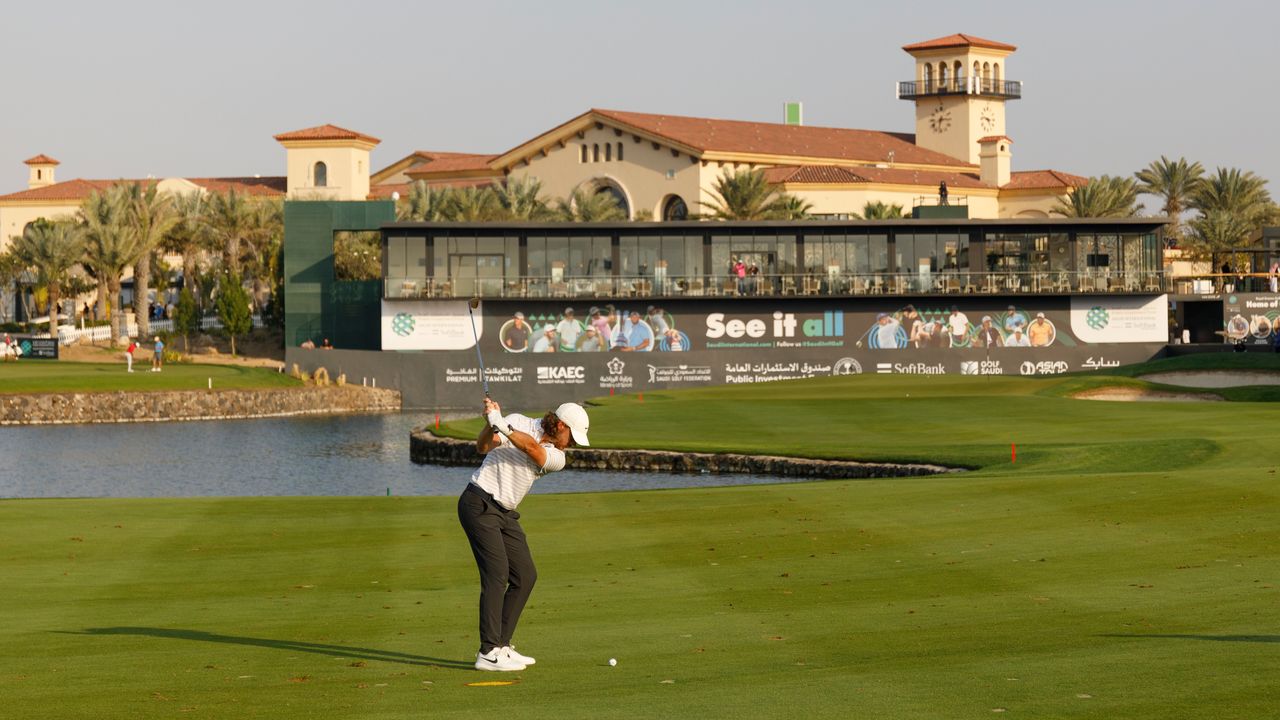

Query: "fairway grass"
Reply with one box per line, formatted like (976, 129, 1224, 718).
(3, 371, 1278, 718)
(0, 361, 299, 394)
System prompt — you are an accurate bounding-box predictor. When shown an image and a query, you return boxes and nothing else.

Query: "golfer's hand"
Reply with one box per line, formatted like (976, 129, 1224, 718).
(483, 398, 501, 416)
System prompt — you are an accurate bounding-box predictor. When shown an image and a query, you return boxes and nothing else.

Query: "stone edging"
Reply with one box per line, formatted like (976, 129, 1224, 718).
(1, 386, 401, 426)
(410, 429, 961, 479)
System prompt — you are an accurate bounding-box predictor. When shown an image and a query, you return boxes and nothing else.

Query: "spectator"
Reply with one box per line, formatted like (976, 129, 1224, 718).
(300, 339, 316, 349)
(125, 339, 137, 372)
(321, 338, 333, 349)
(151, 336, 165, 372)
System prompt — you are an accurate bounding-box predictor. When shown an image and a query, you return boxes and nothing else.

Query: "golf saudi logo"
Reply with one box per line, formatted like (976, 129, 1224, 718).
(1085, 306, 1110, 331)
(391, 312, 416, 337)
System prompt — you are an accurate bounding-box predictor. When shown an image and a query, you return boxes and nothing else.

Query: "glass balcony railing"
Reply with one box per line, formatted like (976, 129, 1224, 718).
(385, 270, 1168, 300)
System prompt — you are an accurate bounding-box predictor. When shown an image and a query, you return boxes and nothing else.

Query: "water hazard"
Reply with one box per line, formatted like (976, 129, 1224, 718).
(0, 413, 803, 499)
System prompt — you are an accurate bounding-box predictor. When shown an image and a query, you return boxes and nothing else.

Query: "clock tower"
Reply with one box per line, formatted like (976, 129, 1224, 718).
(897, 34, 1020, 166)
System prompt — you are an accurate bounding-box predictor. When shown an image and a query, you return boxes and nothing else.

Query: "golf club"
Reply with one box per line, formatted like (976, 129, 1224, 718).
(466, 297, 490, 398)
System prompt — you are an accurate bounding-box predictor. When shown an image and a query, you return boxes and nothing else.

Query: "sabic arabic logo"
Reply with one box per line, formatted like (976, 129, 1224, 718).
(606, 357, 626, 375)
(391, 312, 415, 337)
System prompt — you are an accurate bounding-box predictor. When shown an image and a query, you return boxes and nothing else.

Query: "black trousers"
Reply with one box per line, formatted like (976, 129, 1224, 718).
(457, 483, 537, 654)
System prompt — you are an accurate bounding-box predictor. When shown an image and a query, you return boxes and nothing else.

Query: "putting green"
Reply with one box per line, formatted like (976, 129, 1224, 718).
(0, 361, 299, 394)
(2, 361, 1277, 718)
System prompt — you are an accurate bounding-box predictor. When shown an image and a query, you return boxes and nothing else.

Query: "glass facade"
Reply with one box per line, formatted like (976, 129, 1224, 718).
(383, 221, 1167, 299)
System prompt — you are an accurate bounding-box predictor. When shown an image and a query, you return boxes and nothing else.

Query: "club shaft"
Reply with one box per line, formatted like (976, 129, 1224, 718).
(466, 303, 490, 397)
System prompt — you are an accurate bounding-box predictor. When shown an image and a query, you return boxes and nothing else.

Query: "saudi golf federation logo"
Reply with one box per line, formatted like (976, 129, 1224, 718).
(391, 312, 416, 337)
(1086, 306, 1110, 331)
(606, 357, 626, 375)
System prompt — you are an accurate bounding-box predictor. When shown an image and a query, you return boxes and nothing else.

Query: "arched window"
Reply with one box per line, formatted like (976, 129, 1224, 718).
(982, 62, 991, 92)
(595, 185, 629, 217)
(36, 169, 42, 180)
(605, 143, 612, 161)
(314, 161, 328, 187)
(993, 63, 1001, 90)
(592, 144, 599, 162)
(954, 61, 964, 90)
(662, 195, 688, 221)
(973, 61, 981, 92)
(939, 63, 950, 89)
(923, 63, 934, 91)
(617, 142, 623, 162)
(581, 145, 588, 163)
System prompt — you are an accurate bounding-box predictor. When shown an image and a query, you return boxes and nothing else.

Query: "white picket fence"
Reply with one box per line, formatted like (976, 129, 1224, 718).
(49, 315, 264, 345)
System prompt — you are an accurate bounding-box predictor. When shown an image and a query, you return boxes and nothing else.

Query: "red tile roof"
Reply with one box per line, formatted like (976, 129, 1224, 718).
(0, 176, 286, 203)
(273, 124, 381, 145)
(763, 164, 990, 189)
(589, 109, 975, 168)
(1002, 169, 1088, 190)
(368, 177, 496, 198)
(405, 153, 500, 175)
(902, 34, 1017, 52)
(977, 135, 1013, 144)
(24, 154, 60, 166)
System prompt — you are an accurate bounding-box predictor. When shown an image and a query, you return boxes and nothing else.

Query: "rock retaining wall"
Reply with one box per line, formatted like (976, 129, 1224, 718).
(1, 386, 401, 425)
(410, 429, 959, 479)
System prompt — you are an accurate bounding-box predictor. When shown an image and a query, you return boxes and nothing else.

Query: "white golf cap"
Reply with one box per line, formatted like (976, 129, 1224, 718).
(554, 402, 590, 446)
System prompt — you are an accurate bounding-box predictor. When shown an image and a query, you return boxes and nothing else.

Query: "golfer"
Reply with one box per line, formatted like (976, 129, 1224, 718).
(459, 398, 591, 672)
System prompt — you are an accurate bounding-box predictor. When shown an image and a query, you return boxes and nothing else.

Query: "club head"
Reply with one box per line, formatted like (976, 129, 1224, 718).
(468, 297, 481, 310)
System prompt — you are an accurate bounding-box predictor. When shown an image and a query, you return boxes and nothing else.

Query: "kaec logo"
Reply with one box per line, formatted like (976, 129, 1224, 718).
(1086, 306, 1110, 331)
(391, 312, 416, 337)
(537, 366, 585, 381)
(706, 311, 844, 339)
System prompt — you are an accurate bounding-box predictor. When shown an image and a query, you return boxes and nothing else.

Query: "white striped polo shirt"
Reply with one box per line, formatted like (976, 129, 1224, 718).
(470, 413, 566, 510)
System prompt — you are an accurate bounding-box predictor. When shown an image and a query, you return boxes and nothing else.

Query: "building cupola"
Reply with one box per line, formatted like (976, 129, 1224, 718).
(273, 124, 380, 200)
(24, 154, 59, 189)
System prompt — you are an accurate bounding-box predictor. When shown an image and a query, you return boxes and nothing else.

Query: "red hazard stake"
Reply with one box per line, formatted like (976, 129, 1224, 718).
(435, 413, 440, 430)
(638, 392, 643, 403)
(610, 387, 615, 396)
(1012, 443, 1017, 463)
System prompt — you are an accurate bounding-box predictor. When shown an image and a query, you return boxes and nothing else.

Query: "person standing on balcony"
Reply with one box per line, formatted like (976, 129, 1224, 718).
(938, 181, 949, 206)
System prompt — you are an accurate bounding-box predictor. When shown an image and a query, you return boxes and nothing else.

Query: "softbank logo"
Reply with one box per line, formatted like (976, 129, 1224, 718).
(706, 311, 845, 339)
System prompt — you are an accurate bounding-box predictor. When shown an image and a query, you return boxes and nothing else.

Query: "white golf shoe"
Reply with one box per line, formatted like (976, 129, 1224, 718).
(475, 647, 525, 672)
(504, 645, 535, 665)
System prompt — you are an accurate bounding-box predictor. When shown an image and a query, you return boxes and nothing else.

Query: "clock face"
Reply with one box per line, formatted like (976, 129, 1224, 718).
(928, 103, 952, 134)
(980, 104, 996, 132)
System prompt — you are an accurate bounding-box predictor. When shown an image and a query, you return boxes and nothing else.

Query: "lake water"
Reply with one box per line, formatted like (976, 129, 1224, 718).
(0, 413, 803, 499)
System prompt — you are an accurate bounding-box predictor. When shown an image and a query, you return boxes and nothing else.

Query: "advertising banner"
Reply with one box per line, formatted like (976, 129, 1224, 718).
(1069, 295, 1168, 344)
(381, 300, 483, 351)
(365, 296, 1171, 408)
(1222, 292, 1280, 345)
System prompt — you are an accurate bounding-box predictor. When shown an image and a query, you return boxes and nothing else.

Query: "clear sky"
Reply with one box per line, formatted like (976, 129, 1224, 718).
(3, 0, 1276, 202)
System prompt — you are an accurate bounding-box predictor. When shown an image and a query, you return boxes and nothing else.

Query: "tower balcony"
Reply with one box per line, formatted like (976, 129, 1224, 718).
(897, 77, 1022, 100)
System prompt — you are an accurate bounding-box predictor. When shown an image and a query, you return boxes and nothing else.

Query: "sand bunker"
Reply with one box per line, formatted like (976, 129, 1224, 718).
(1074, 387, 1222, 402)
(1140, 371, 1280, 389)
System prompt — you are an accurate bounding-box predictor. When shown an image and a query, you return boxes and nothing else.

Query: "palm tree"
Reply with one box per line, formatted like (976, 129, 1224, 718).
(11, 218, 85, 336)
(163, 191, 210, 308)
(773, 195, 814, 220)
(555, 187, 627, 222)
(1134, 156, 1203, 246)
(122, 182, 179, 337)
(1190, 167, 1272, 226)
(240, 197, 283, 310)
(442, 185, 502, 222)
(858, 201, 908, 220)
(496, 177, 554, 221)
(1052, 176, 1141, 217)
(204, 188, 256, 279)
(700, 168, 793, 220)
(396, 180, 448, 222)
(1187, 210, 1255, 266)
(80, 185, 142, 344)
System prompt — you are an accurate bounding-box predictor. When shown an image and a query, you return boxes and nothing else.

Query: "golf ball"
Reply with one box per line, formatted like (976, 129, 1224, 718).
(609, 658, 617, 666)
